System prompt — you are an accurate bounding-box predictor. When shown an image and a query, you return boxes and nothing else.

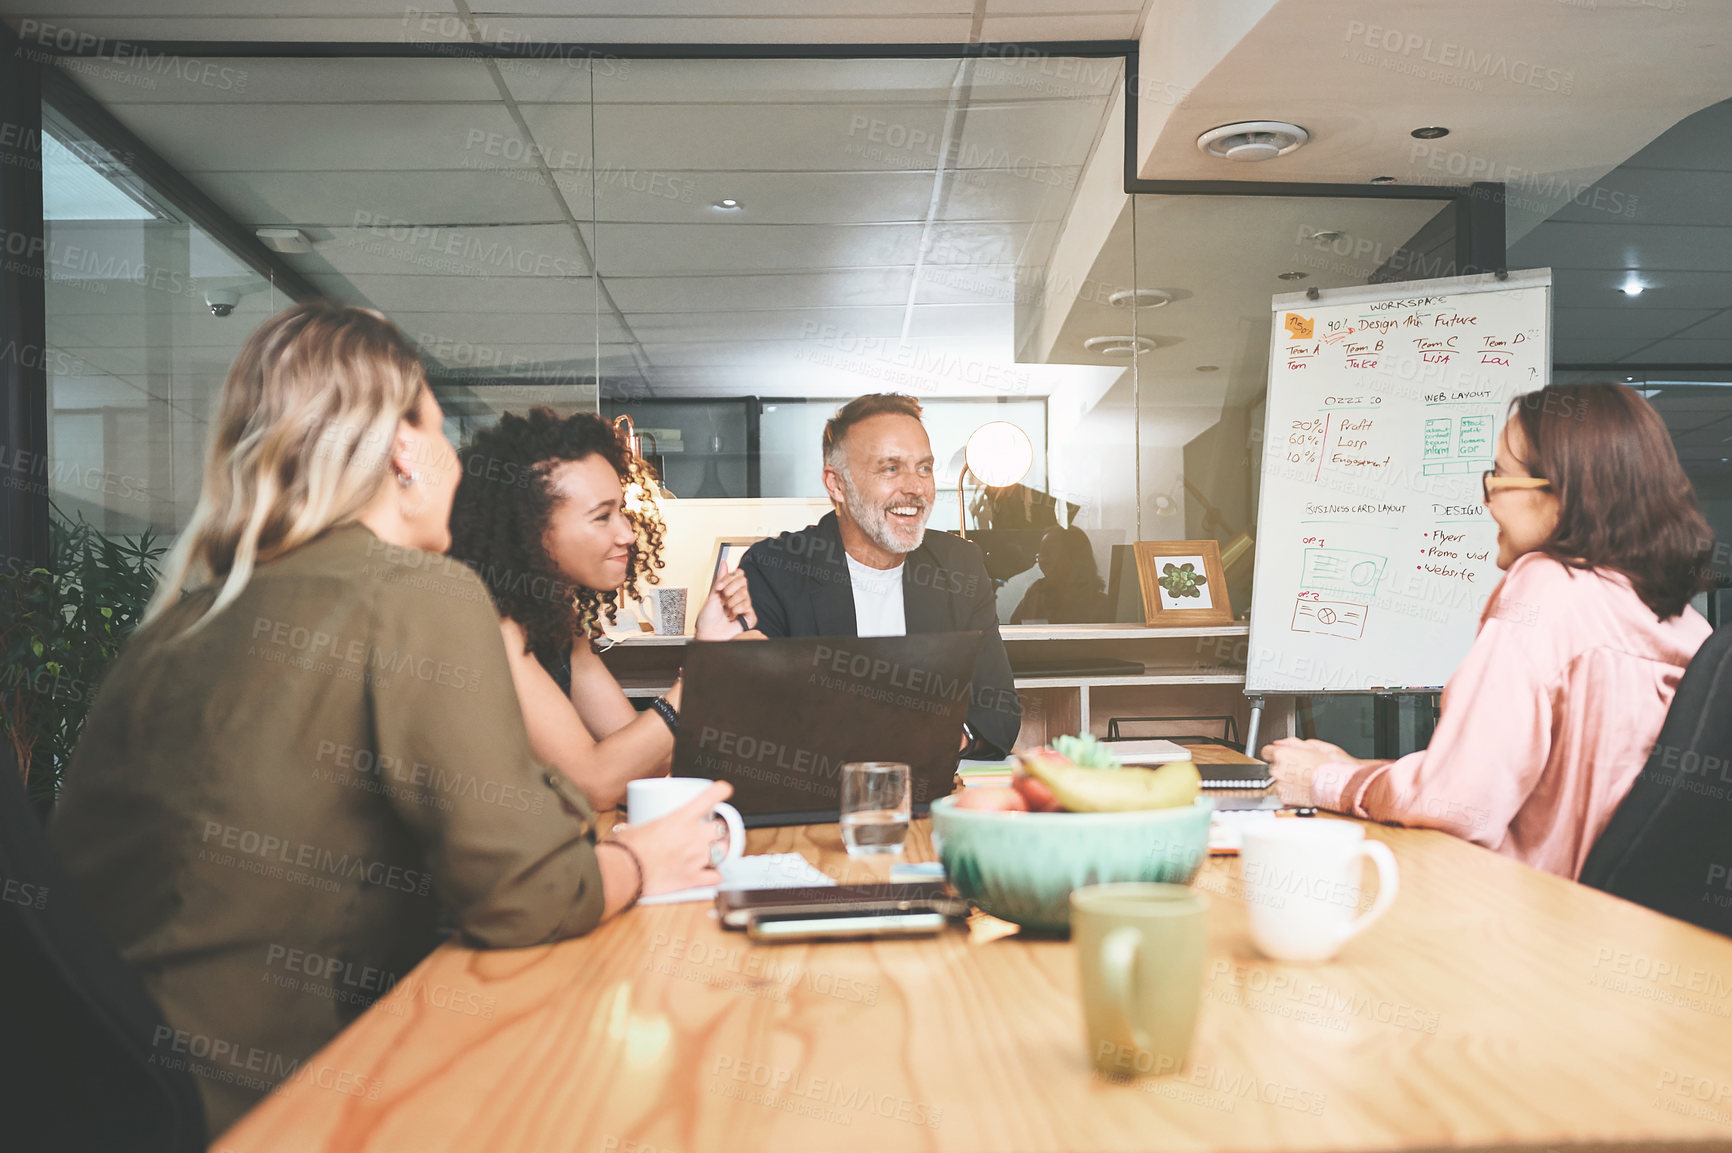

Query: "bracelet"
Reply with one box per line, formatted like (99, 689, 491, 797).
(599, 839, 644, 910)
(649, 695, 679, 736)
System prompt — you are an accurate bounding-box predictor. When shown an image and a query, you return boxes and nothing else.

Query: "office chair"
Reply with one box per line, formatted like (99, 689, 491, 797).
(1580, 623, 1732, 939)
(0, 748, 207, 1153)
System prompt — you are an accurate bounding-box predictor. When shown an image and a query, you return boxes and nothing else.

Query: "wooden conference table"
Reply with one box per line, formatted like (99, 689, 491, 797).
(214, 789, 1732, 1151)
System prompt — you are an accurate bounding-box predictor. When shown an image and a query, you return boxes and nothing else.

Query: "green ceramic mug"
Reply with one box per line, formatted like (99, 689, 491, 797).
(1072, 882, 1209, 1077)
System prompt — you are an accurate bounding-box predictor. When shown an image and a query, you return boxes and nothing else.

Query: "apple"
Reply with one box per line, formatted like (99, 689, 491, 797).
(952, 786, 1030, 812)
(1011, 771, 1062, 812)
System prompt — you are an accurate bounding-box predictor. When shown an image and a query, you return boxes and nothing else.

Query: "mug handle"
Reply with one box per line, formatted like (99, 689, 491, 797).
(1338, 839, 1400, 945)
(712, 801, 746, 863)
(1099, 927, 1153, 1056)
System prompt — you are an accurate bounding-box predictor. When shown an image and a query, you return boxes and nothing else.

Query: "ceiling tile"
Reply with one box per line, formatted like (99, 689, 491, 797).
(308, 223, 591, 279)
(1550, 336, 1671, 363)
(1553, 307, 1717, 341)
(109, 102, 538, 174)
(977, 13, 1141, 40)
(561, 102, 951, 174)
(606, 269, 913, 312)
(197, 169, 570, 229)
(6, 15, 458, 38)
(1622, 338, 1732, 364)
(1513, 220, 1732, 273)
(311, 272, 595, 314)
(594, 222, 924, 275)
(55, 56, 499, 105)
(464, 14, 976, 43)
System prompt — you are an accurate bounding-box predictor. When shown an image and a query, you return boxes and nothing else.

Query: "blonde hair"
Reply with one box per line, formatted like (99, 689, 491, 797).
(146, 302, 428, 633)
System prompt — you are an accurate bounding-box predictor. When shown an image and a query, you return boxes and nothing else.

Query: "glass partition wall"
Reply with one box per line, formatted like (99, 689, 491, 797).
(41, 109, 283, 534)
(30, 49, 1729, 667)
(587, 55, 1124, 537)
(40, 53, 605, 532)
(21, 47, 1509, 664)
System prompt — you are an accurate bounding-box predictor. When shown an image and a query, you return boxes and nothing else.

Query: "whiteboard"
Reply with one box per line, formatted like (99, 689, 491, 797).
(1246, 269, 1551, 693)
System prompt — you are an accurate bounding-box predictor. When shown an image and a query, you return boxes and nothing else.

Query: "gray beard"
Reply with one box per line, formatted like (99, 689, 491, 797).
(839, 468, 929, 555)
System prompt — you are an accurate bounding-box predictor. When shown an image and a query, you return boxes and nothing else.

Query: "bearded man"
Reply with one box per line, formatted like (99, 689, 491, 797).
(737, 393, 1021, 758)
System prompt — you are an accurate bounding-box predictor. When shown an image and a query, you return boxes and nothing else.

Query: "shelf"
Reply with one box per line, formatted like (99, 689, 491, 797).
(1016, 672, 1247, 689)
(604, 623, 1253, 648)
(620, 671, 1247, 697)
(1002, 623, 1250, 641)
(599, 632, 689, 648)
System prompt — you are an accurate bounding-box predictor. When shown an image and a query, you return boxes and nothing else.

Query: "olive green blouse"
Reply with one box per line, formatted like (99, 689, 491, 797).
(49, 522, 605, 1136)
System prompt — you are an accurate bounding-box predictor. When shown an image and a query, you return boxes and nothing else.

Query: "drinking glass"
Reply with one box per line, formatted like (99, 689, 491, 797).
(840, 762, 911, 857)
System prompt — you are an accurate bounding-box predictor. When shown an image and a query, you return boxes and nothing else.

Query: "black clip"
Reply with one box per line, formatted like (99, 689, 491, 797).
(1305, 286, 1321, 301)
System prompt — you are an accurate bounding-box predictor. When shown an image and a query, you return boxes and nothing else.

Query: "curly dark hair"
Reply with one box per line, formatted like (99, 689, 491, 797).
(448, 408, 666, 667)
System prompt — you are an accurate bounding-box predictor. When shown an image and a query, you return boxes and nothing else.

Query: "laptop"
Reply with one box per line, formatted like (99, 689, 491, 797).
(672, 632, 984, 827)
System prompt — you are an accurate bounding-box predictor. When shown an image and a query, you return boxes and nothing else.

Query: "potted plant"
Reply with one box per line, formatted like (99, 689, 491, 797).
(0, 512, 163, 814)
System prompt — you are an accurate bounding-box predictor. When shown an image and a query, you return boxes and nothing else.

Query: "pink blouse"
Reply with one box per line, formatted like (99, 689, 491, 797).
(1310, 552, 1711, 879)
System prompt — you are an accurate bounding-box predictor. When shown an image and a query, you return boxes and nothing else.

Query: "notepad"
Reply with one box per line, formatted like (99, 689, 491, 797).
(636, 852, 837, 906)
(1099, 738, 1195, 765)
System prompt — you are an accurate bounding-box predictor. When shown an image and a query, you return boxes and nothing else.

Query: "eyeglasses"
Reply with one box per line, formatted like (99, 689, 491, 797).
(1481, 470, 1551, 503)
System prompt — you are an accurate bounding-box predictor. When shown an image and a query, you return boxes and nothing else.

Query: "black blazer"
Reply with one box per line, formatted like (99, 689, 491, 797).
(739, 512, 1022, 757)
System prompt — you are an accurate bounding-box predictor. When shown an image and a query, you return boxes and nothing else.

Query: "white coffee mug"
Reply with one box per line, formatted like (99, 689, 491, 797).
(625, 777, 745, 864)
(1240, 820, 1398, 963)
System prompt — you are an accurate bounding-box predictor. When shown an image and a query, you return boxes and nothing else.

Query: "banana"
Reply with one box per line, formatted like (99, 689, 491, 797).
(1017, 754, 1201, 813)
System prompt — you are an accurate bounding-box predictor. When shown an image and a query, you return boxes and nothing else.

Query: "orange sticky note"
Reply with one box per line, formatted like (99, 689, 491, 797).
(1285, 313, 1314, 339)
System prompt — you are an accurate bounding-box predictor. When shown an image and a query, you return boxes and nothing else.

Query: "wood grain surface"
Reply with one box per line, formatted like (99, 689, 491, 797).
(211, 816, 1732, 1153)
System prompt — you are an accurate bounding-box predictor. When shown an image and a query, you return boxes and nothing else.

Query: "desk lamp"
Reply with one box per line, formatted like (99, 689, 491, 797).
(957, 421, 1033, 540)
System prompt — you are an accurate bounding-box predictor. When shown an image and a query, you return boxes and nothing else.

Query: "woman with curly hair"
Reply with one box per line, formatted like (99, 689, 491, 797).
(449, 407, 759, 810)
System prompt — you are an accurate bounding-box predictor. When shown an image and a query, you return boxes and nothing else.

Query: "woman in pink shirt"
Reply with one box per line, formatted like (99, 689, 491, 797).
(1265, 383, 1714, 878)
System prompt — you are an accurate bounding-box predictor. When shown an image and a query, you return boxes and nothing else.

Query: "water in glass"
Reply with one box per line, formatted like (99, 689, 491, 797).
(840, 762, 911, 857)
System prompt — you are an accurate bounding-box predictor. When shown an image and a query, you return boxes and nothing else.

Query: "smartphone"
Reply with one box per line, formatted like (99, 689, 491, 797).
(745, 909, 950, 942)
(717, 881, 967, 929)
(1212, 794, 1284, 812)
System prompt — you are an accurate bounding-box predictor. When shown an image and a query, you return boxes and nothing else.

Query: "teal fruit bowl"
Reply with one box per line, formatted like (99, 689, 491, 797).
(930, 795, 1213, 933)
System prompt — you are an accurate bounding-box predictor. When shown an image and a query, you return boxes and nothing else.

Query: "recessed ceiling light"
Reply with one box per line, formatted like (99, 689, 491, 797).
(714, 198, 741, 210)
(1277, 271, 1310, 281)
(1195, 365, 1220, 372)
(1370, 176, 1398, 185)
(1411, 126, 1450, 139)
(1107, 288, 1172, 309)
(1083, 335, 1159, 358)
(1196, 121, 1309, 163)
(1619, 276, 1645, 296)
(1303, 230, 1345, 243)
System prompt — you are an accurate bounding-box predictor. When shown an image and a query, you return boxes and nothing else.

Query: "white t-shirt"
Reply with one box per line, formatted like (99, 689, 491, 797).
(846, 553, 906, 638)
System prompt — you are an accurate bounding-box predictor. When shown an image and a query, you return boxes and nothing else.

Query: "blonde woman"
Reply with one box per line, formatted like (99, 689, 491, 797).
(48, 303, 728, 1137)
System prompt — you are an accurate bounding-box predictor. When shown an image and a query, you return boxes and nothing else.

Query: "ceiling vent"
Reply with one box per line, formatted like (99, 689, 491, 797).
(1196, 121, 1309, 163)
(1107, 288, 1172, 309)
(1083, 335, 1159, 358)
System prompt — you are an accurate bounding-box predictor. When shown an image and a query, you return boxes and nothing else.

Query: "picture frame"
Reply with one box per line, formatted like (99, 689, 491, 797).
(1132, 540, 1234, 627)
(709, 535, 765, 585)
